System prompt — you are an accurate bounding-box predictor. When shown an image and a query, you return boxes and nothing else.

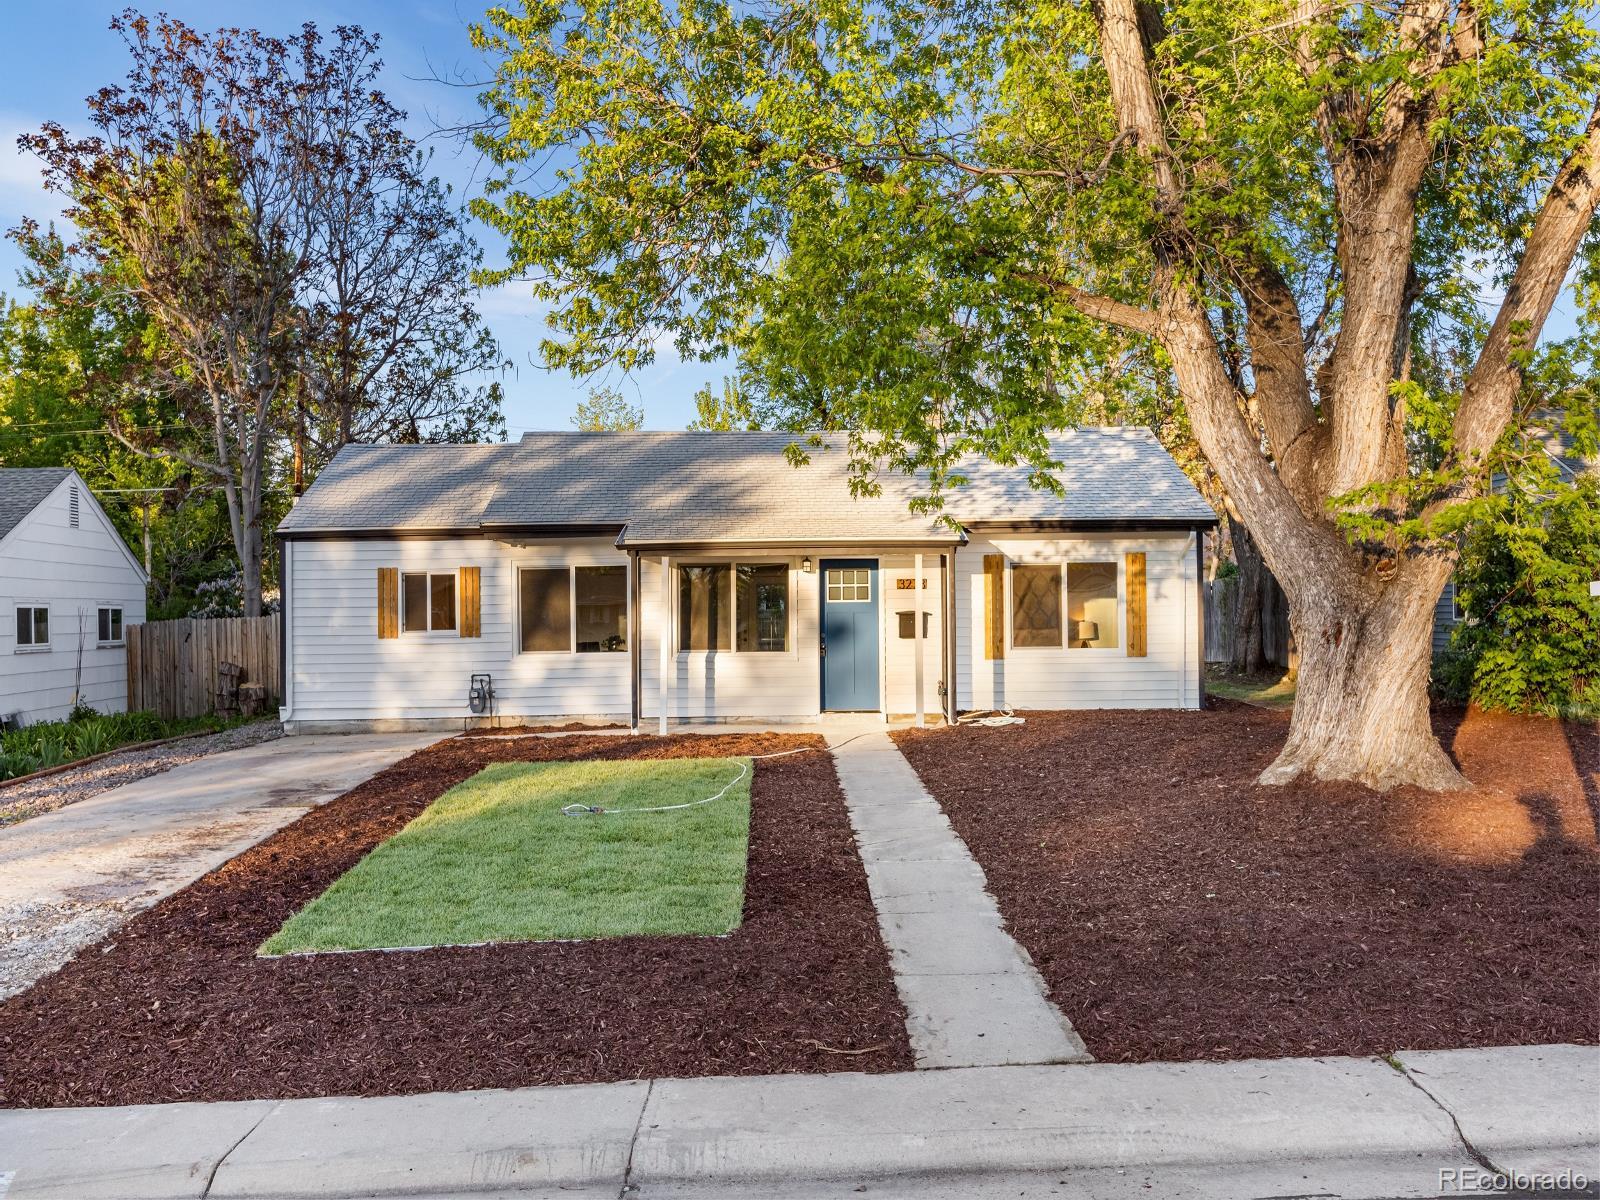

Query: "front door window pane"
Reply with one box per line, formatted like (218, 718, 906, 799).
(826, 568, 870, 601)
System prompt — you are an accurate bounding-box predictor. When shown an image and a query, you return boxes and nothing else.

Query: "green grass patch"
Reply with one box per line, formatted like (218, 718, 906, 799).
(1205, 668, 1297, 709)
(261, 757, 753, 954)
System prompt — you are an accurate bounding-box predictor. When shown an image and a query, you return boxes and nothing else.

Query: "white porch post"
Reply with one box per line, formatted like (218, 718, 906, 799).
(914, 552, 925, 728)
(658, 554, 672, 735)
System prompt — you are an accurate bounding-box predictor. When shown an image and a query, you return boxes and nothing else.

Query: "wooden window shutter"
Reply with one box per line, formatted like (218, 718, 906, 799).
(459, 566, 482, 638)
(1126, 552, 1147, 657)
(377, 568, 399, 639)
(982, 554, 1005, 659)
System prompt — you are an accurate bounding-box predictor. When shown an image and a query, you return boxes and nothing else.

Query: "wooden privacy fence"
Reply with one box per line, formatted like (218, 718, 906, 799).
(1204, 576, 1294, 669)
(127, 616, 281, 719)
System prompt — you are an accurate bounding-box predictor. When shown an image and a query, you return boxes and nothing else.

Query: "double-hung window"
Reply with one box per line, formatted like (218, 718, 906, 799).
(15, 606, 49, 650)
(402, 572, 457, 633)
(519, 565, 628, 653)
(679, 563, 789, 652)
(97, 606, 124, 646)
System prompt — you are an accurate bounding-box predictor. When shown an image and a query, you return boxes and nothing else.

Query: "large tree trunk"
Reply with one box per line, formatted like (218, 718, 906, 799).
(1226, 512, 1266, 675)
(1260, 554, 1463, 791)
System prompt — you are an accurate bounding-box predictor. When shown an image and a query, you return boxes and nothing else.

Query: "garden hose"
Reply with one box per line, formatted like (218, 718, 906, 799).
(560, 732, 877, 817)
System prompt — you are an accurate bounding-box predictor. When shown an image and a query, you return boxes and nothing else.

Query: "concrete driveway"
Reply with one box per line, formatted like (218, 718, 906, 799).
(0, 732, 437, 1000)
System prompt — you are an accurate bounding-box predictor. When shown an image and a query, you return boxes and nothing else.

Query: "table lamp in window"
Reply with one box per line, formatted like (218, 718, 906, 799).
(1073, 619, 1099, 649)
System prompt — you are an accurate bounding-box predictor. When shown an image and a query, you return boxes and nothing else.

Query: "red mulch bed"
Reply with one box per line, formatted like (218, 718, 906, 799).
(0, 733, 911, 1108)
(894, 703, 1600, 1063)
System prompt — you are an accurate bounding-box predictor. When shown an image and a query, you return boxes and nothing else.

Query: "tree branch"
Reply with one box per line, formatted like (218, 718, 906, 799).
(1455, 98, 1600, 468)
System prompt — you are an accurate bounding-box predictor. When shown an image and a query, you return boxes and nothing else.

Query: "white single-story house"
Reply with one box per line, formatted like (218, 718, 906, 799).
(274, 428, 1218, 733)
(0, 468, 149, 726)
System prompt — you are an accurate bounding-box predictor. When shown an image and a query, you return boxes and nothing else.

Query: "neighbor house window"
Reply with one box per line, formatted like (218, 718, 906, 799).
(402, 572, 456, 633)
(574, 566, 627, 652)
(15, 606, 48, 649)
(519, 565, 629, 653)
(1067, 562, 1119, 649)
(97, 606, 124, 646)
(680, 563, 788, 652)
(1011, 565, 1062, 647)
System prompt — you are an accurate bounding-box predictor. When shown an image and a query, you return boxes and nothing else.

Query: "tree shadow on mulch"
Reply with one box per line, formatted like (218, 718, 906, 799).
(894, 703, 1599, 1064)
(0, 732, 912, 1109)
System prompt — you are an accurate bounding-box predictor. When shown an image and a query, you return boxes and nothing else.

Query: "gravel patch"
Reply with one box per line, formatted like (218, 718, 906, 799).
(0, 899, 131, 1002)
(0, 720, 285, 829)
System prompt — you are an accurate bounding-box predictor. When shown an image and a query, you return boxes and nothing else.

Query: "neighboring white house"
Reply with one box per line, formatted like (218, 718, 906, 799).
(0, 468, 149, 726)
(274, 429, 1219, 733)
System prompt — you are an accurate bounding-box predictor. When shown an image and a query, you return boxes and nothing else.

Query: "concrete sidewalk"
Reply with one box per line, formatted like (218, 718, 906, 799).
(0, 1043, 1593, 1199)
(0, 732, 436, 999)
(827, 726, 1089, 1068)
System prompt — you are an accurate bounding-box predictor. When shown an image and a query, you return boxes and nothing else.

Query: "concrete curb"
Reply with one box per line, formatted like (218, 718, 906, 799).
(0, 1045, 1593, 1199)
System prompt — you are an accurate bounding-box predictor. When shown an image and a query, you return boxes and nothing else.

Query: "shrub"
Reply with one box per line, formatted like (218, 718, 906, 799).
(1438, 476, 1600, 717)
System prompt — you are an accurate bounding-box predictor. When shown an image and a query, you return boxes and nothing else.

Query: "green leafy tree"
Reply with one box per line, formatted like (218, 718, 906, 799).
(572, 385, 645, 430)
(1443, 479, 1600, 716)
(470, 0, 1600, 790)
(0, 251, 243, 615)
(21, 11, 506, 614)
(1437, 379, 1600, 716)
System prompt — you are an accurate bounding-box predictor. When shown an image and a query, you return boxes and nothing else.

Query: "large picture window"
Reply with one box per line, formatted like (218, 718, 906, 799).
(402, 572, 456, 632)
(520, 565, 629, 653)
(1067, 562, 1119, 649)
(1010, 565, 1062, 647)
(680, 562, 788, 652)
(15, 606, 49, 648)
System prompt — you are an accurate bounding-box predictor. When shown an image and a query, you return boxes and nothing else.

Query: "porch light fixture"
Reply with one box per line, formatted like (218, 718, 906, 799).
(801, 556, 813, 573)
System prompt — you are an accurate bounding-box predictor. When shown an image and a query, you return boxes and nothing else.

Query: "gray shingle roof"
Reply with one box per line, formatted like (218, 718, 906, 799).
(277, 428, 1217, 540)
(0, 468, 71, 544)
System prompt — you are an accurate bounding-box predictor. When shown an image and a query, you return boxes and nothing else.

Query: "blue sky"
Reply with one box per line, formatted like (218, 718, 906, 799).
(0, 0, 725, 433)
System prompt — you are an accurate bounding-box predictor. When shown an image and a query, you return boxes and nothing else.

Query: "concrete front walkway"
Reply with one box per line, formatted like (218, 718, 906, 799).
(0, 1043, 1592, 1199)
(826, 725, 1090, 1068)
(0, 732, 436, 999)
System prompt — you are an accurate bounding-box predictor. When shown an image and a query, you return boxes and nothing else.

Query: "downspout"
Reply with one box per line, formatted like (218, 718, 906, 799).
(1194, 530, 1205, 710)
(276, 533, 291, 723)
(629, 549, 642, 733)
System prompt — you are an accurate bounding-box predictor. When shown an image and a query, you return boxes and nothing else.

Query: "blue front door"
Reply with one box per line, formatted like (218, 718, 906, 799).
(821, 559, 880, 711)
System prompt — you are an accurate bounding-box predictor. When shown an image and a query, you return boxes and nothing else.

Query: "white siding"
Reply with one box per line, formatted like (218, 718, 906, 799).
(639, 555, 821, 722)
(879, 554, 947, 717)
(0, 476, 147, 724)
(956, 533, 1200, 712)
(286, 538, 634, 723)
(284, 531, 1203, 726)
